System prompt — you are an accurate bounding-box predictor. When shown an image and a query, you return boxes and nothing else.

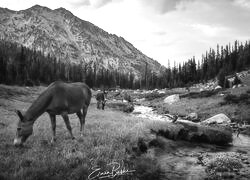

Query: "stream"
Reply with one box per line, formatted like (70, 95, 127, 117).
(132, 105, 250, 179)
(132, 105, 171, 121)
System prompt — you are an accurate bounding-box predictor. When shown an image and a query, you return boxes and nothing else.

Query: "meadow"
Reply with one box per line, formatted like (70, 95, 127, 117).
(0, 85, 162, 180)
(1, 84, 250, 180)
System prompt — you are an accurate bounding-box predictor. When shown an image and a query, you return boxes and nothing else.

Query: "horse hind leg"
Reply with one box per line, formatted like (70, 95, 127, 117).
(76, 111, 84, 137)
(49, 113, 56, 143)
(61, 112, 75, 140)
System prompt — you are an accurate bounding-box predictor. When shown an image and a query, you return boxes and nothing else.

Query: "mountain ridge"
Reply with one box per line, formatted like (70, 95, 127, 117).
(0, 5, 164, 78)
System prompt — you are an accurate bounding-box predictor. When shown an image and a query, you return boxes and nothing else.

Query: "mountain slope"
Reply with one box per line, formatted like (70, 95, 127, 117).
(0, 5, 163, 77)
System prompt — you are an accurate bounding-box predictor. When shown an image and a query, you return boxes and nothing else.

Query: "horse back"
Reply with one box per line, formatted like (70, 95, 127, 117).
(46, 81, 91, 114)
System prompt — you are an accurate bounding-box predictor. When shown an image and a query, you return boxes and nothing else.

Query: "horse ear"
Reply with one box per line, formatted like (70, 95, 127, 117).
(16, 110, 24, 121)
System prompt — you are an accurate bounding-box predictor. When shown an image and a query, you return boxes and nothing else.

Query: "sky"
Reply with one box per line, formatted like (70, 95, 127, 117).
(1, 0, 250, 67)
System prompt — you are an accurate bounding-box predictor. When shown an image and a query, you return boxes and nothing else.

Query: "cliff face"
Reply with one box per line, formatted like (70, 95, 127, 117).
(0, 5, 164, 77)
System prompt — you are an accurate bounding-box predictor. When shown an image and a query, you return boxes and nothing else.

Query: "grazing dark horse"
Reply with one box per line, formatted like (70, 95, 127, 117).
(14, 81, 91, 146)
(96, 91, 107, 110)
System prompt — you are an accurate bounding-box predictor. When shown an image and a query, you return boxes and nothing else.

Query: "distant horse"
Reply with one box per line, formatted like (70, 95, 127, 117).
(123, 92, 132, 103)
(96, 91, 107, 110)
(14, 81, 91, 146)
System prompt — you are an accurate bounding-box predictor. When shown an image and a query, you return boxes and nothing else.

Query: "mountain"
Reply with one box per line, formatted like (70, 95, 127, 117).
(0, 5, 164, 78)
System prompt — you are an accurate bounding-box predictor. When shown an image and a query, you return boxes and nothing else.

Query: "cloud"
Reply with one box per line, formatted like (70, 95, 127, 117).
(138, 0, 193, 14)
(70, 0, 90, 7)
(233, 0, 250, 9)
(92, 0, 113, 8)
(153, 31, 167, 36)
(69, 0, 115, 8)
(189, 24, 228, 37)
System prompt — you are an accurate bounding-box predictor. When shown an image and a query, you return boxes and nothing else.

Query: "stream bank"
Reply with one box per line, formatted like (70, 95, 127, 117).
(132, 105, 250, 179)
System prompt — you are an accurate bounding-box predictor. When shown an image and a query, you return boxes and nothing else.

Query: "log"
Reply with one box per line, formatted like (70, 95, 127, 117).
(149, 120, 233, 145)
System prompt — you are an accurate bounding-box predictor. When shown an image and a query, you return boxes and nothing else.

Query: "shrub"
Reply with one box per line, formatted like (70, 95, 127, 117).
(181, 90, 219, 99)
(222, 93, 250, 105)
(144, 92, 166, 101)
(204, 152, 243, 180)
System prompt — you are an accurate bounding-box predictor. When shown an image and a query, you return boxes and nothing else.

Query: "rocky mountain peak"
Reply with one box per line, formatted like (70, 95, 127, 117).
(0, 5, 164, 78)
(27, 4, 52, 13)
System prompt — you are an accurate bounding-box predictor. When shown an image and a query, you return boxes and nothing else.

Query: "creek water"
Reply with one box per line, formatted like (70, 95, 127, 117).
(132, 105, 172, 121)
(132, 105, 250, 179)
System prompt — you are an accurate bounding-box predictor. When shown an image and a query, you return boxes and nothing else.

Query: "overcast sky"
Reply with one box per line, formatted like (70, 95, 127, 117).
(1, 0, 250, 67)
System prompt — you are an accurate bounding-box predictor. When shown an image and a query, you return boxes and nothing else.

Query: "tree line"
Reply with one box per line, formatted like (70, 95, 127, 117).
(0, 40, 140, 89)
(155, 40, 250, 88)
(0, 40, 250, 89)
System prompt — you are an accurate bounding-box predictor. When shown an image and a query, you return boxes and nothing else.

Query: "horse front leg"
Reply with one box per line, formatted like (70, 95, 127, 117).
(49, 113, 56, 143)
(61, 112, 75, 140)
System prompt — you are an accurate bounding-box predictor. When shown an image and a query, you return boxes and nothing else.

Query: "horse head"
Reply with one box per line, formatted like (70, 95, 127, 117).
(14, 110, 33, 147)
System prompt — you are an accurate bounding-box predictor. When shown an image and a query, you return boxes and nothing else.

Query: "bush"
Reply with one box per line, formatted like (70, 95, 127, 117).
(181, 90, 219, 99)
(144, 92, 166, 101)
(222, 93, 250, 105)
(203, 152, 243, 180)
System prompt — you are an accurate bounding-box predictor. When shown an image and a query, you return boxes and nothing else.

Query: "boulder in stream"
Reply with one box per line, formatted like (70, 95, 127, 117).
(201, 113, 231, 125)
(164, 94, 180, 104)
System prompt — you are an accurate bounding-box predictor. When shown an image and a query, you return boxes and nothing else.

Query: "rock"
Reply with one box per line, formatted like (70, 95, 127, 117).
(186, 112, 199, 122)
(200, 88, 205, 92)
(201, 113, 231, 125)
(215, 85, 222, 90)
(157, 90, 165, 94)
(164, 94, 180, 104)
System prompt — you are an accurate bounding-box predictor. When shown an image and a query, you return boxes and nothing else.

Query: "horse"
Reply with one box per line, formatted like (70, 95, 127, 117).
(123, 92, 132, 103)
(96, 91, 107, 110)
(14, 81, 91, 147)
